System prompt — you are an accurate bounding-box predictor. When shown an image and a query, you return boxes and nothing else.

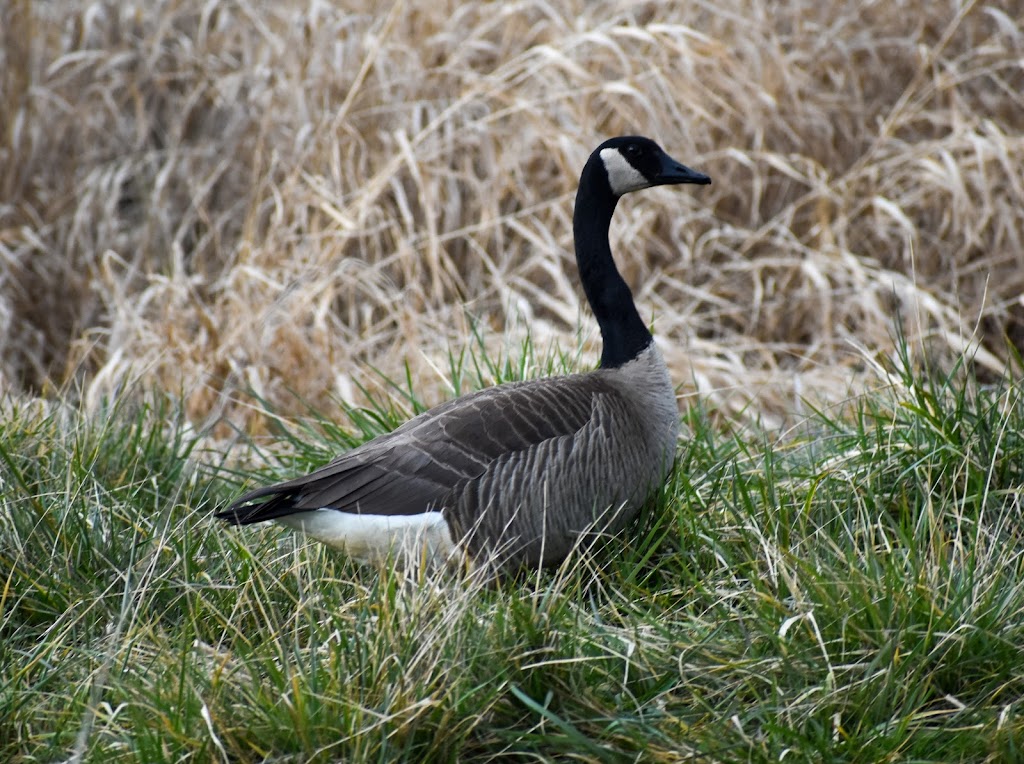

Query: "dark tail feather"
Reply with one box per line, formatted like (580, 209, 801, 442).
(215, 488, 302, 525)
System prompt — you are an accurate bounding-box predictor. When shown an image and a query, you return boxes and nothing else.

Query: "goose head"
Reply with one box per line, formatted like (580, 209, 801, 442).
(596, 136, 711, 197)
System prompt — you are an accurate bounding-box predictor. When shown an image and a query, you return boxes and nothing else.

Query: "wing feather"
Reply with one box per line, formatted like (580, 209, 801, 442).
(216, 374, 611, 525)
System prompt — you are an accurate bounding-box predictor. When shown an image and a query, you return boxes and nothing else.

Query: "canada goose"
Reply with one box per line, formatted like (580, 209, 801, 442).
(217, 136, 711, 570)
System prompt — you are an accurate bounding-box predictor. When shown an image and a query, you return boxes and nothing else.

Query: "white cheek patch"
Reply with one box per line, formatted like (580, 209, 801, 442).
(277, 509, 457, 564)
(600, 148, 650, 195)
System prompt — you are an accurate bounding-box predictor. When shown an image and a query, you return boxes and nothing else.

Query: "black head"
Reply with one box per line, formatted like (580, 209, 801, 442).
(594, 136, 711, 197)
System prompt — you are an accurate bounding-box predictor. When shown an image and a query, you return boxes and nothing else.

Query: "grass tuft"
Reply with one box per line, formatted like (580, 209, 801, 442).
(4, 335, 1024, 760)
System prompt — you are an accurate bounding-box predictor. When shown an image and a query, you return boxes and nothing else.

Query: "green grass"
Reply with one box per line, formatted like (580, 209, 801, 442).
(4, 338, 1024, 762)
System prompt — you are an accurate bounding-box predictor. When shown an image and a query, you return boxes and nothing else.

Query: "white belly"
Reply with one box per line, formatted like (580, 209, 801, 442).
(277, 509, 457, 564)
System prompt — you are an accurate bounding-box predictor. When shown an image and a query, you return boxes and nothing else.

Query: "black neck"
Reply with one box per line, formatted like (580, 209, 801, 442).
(573, 158, 653, 368)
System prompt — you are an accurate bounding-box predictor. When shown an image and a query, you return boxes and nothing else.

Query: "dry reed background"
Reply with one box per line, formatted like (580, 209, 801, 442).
(2, 0, 1023, 433)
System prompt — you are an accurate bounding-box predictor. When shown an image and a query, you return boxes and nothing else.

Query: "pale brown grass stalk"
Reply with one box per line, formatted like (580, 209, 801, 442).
(1, 0, 1021, 432)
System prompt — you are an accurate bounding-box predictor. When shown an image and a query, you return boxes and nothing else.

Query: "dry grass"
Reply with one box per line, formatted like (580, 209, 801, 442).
(2, 0, 1023, 431)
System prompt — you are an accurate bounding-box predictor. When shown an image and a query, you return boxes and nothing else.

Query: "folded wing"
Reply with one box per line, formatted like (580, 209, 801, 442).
(216, 374, 612, 525)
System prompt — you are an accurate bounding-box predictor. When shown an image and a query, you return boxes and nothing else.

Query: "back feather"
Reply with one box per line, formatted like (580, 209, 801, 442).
(216, 373, 613, 525)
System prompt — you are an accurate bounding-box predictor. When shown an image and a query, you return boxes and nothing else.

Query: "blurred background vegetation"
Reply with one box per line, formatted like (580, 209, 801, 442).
(2, 0, 1021, 435)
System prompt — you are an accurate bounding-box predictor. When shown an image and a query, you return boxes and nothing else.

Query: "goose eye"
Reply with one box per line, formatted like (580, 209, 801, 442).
(624, 144, 642, 158)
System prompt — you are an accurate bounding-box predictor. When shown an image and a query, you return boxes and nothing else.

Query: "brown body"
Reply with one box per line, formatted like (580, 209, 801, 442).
(217, 136, 710, 569)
